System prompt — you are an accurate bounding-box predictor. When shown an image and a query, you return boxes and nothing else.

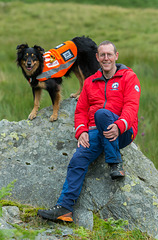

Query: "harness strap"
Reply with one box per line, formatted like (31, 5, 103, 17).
(37, 40, 77, 81)
(37, 57, 77, 80)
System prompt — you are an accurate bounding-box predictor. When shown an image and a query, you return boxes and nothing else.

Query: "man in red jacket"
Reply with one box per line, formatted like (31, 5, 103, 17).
(38, 40, 141, 222)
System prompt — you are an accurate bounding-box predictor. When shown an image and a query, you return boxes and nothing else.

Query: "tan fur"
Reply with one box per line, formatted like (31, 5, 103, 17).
(70, 65, 85, 99)
(28, 82, 61, 122)
(50, 90, 61, 122)
(21, 59, 40, 76)
(28, 88, 42, 120)
(28, 66, 85, 121)
(37, 82, 47, 89)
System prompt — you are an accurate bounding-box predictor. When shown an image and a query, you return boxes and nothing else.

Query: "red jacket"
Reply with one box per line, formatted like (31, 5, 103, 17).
(75, 64, 141, 140)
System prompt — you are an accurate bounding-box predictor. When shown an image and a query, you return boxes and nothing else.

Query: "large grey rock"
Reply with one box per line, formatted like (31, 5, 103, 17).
(2, 206, 21, 224)
(0, 98, 158, 238)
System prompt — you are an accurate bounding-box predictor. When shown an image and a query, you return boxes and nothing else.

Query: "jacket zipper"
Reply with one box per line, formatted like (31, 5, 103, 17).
(103, 80, 108, 108)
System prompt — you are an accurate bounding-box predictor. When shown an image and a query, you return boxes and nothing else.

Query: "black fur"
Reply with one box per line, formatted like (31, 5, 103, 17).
(71, 36, 99, 78)
(16, 44, 45, 86)
(16, 36, 99, 121)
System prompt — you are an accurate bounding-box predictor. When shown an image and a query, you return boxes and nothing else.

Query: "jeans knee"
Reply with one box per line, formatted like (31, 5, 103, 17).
(95, 109, 111, 124)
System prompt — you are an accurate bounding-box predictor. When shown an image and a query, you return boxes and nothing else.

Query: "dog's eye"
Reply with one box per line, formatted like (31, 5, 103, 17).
(31, 54, 37, 60)
(24, 53, 29, 59)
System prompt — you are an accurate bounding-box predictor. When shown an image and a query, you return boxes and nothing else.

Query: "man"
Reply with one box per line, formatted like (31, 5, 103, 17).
(38, 40, 141, 222)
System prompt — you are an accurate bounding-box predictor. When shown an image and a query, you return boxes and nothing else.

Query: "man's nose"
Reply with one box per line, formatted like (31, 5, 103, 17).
(104, 54, 109, 60)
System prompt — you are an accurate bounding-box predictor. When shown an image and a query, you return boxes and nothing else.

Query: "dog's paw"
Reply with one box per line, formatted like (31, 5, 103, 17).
(50, 114, 58, 122)
(70, 93, 77, 98)
(28, 112, 37, 120)
(75, 95, 80, 100)
(70, 93, 80, 99)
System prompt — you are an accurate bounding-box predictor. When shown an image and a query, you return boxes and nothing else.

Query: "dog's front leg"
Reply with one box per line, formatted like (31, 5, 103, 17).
(28, 87, 42, 120)
(49, 90, 61, 122)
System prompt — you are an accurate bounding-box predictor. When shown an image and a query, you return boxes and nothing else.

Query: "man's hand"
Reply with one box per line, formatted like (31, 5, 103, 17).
(78, 132, 90, 148)
(103, 123, 119, 141)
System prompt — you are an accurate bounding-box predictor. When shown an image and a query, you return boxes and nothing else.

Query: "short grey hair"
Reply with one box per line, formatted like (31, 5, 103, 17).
(98, 40, 117, 54)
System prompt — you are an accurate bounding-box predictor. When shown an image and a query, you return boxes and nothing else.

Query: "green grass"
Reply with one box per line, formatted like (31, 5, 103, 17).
(0, 1, 158, 171)
(1, 0, 158, 8)
(70, 215, 155, 240)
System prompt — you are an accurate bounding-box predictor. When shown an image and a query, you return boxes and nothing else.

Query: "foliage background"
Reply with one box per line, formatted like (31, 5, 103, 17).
(0, 0, 158, 168)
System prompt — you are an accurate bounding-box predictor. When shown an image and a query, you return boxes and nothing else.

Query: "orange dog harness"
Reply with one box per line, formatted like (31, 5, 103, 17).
(36, 41, 77, 81)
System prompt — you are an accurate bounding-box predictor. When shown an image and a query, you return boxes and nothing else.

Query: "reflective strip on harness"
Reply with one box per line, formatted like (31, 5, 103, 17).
(37, 40, 77, 81)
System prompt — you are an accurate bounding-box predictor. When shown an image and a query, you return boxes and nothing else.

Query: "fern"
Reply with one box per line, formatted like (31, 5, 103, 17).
(0, 180, 16, 216)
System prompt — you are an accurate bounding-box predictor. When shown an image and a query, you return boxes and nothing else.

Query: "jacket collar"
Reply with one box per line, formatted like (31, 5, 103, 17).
(92, 63, 129, 82)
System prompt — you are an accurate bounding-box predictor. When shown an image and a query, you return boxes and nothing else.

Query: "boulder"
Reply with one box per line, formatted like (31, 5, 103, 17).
(0, 98, 158, 238)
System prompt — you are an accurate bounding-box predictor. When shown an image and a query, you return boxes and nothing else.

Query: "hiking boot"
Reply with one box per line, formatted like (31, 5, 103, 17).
(37, 205, 73, 222)
(109, 163, 125, 180)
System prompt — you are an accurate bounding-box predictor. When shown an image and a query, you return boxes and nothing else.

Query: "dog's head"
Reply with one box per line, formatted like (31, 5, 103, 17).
(16, 44, 45, 77)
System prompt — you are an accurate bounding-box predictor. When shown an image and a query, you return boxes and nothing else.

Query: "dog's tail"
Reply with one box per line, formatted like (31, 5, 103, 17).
(72, 36, 100, 78)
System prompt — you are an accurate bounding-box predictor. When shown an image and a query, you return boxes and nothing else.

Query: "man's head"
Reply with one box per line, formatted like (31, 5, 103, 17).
(96, 41, 119, 78)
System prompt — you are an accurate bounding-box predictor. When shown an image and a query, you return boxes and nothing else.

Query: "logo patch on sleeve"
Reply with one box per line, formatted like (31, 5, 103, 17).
(135, 85, 140, 92)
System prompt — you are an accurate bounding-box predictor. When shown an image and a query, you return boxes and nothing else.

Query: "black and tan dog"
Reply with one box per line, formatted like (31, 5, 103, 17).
(16, 36, 99, 121)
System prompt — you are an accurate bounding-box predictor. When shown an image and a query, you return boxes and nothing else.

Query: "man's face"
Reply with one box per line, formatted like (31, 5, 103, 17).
(96, 44, 119, 75)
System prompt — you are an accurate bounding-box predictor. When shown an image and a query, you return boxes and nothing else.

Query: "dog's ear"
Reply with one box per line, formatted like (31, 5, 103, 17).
(33, 45, 45, 55)
(16, 44, 29, 52)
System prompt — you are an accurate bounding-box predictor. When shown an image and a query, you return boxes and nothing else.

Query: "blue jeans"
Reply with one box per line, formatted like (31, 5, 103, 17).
(57, 109, 133, 212)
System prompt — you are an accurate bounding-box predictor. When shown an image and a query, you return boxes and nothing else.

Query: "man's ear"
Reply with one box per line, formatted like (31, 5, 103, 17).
(96, 52, 99, 62)
(115, 51, 119, 61)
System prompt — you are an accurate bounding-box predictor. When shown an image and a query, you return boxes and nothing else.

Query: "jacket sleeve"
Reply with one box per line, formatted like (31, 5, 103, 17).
(75, 80, 90, 139)
(114, 71, 141, 135)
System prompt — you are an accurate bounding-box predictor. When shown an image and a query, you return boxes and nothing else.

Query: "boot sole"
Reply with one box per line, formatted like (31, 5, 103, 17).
(38, 211, 73, 222)
(110, 171, 125, 180)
